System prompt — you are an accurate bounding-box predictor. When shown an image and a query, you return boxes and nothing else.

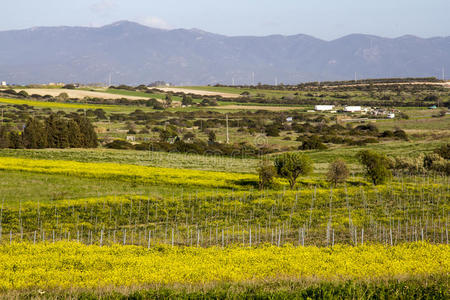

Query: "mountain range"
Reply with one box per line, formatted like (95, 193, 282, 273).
(0, 21, 449, 85)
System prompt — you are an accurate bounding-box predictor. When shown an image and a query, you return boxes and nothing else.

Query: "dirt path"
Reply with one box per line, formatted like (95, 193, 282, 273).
(158, 87, 240, 98)
(15, 89, 148, 100)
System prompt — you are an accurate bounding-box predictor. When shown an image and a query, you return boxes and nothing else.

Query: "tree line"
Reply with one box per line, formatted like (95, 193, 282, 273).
(0, 115, 98, 149)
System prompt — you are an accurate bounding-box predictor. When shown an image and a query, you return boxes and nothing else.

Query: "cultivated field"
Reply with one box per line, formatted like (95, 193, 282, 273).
(14, 88, 150, 100)
(0, 79, 448, 298)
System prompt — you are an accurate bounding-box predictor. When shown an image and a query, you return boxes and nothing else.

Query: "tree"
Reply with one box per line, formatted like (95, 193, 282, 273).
(327, 159, 349, 186)
(357, 150, 391, 185)
(18, 90, 29, 98)
(299, 135, 327, 150)
(44, 114, 59, 148)
(182, 95, 193, 106)
(67, 119, 82, 148)
(257, 159, 276, 190)
(63, 84, 76, 89)
(274, 152, 313, 189)
(76, 116, 98, 148)
(0, 126, 10, 148)
(56, 92, 69, 102)
(23, 118, 47, 149)
(265, 124, 280, 137)
(208, 130, 216, 144)
(8, 131, 23, 149)
(164, 94, 172, 108)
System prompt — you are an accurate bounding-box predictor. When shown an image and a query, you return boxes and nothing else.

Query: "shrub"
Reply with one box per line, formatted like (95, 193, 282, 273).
(265, 124, 280, 137)
(299, 135, 327, 150)
(63, 84, 76, 89)
(393, 129, 408, 140)
(391, 155, 426, 175)
(424, 153, 450, 175)
(357, 150, 392, 185)
(257, 160, 276, 190)
(327, 159, 349, 186)
(105, 140, 134, 150)
(434, 143, 450, 159)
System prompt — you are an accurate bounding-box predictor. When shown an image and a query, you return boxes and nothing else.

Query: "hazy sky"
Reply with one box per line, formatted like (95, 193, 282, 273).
(1, 0, 449, 40)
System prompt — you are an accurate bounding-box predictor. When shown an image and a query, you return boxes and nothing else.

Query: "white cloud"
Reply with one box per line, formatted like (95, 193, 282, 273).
(90, 0, 116, 15)
(139, 16, 171, 29)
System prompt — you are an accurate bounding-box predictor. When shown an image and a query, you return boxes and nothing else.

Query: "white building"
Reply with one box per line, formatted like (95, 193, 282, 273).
(1, 81, 6, 87)
(344, 106, 362, 112)
(314, 105, 334, 111)
(387, 113, 395, 119)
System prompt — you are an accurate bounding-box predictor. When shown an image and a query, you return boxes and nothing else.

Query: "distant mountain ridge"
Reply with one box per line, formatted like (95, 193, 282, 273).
(0, 21, 448, 85)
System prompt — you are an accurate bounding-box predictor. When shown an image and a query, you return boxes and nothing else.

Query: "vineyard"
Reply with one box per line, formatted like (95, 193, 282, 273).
(1, 174, 449, 247)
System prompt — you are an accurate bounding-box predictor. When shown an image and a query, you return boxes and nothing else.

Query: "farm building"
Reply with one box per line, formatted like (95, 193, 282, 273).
(1, 81, 6, 86)
(387, 113, 396, 119)
(314, 105, 334, 111)
(344, 106, 362, 112)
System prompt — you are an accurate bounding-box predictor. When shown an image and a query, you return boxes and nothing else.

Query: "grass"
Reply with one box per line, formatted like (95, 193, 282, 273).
(305, 140, 448, 164)
(0, 170, 206, 207)
(0, 97, 123, 111)
(0, 148, 258, 173)
(83, 88, 184, 102)
(4, 277, 449, 299)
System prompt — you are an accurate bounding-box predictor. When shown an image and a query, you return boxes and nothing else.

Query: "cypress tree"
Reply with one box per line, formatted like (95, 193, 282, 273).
(0, 126, 10, 148)
(45, 114, 59, 148)
(76, 116, 98, 148)
(8, 131, 23, 149)
(23, 118, 47, 149)
(67, 119, 82, 148)
(55, 117, 69, 148)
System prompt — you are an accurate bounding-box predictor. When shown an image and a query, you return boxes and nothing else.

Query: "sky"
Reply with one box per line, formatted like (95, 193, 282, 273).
(1, 0, 449, 40)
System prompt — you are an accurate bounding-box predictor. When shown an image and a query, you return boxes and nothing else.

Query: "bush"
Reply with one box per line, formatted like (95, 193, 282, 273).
(265, 124, 280, 137)
(257, 160, 276, 190)
(63, 84, 76, 89)
(274, 152, 313, 189)
(424, 153, 450, 175)
(18, 90, 29, 98)
(357, 150, 392, 185)
(299, 135, 327, 150)
(327, 159, 349, 186)
(391, 155, 426, 175)
(393, 129, 408, 140)
(105, 140, 134, 150)
(434, 144, 450, 159)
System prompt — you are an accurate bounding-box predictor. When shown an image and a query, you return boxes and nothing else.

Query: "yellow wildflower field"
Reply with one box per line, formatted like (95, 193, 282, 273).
(0, 242, 447, 290)
(0, 156, 256, 189)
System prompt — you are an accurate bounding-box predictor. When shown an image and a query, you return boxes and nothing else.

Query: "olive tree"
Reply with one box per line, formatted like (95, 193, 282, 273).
(357, 150, 391, 185)
(274, 152, 313, 189)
